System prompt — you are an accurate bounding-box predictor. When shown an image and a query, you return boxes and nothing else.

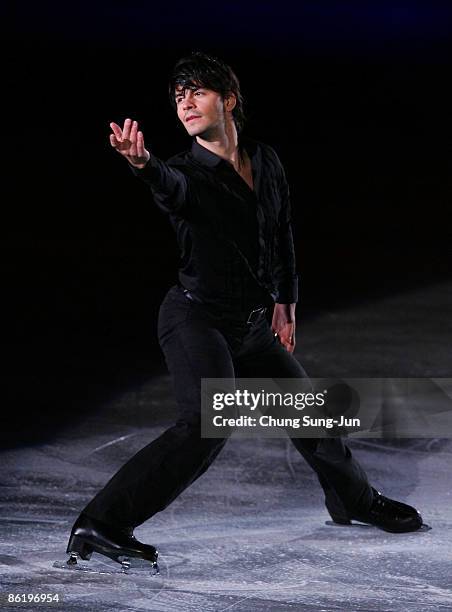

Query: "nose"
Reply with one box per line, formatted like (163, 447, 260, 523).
(182, 92, 195, 111)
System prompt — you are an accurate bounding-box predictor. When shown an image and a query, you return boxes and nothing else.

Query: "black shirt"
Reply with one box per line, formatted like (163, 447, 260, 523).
(130, 135, 299, 312)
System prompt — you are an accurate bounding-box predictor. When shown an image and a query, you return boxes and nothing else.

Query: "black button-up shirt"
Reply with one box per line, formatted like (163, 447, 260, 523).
(130, 136, 299, 312)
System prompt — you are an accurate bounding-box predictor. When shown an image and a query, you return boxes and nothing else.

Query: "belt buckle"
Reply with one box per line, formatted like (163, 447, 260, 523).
(183, 289, 192, 301)
(246, 306, 265, 325)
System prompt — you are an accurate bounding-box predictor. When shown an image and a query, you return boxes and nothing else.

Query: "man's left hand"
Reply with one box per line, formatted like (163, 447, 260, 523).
(272, 303, 296, 353)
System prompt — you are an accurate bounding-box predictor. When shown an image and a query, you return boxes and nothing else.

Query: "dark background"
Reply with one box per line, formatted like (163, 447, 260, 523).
(3, 1, 452, 442)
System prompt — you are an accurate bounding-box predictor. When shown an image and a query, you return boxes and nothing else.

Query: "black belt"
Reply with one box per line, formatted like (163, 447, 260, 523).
(182, 288, 266, 325)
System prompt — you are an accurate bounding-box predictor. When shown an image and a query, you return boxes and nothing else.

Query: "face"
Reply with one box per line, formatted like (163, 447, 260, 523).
(174, 84, 236, 137)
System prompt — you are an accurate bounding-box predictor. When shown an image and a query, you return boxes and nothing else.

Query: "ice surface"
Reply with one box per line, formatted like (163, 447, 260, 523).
(1, 282, 451, 611)
(2, 431, 451, 610)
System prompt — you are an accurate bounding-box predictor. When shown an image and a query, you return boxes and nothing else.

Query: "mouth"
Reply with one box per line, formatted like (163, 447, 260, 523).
(186, 115, 201, 122)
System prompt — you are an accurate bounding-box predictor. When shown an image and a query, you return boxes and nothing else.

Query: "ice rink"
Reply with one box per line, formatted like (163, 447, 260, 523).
(1, 282, 451, 611)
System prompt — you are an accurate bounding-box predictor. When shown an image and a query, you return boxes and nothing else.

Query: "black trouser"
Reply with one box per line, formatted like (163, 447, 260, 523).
(82, 284, 373, 529)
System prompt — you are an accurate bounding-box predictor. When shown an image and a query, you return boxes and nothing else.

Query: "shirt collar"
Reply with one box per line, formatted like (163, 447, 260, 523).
(191, 136, 257, 168)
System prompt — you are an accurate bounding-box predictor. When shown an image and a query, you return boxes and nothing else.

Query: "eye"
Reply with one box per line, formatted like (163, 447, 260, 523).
(194, 90, 204, 96)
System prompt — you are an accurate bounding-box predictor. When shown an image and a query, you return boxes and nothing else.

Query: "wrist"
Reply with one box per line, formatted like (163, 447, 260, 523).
(275, 302, 296, 310)
(274, 302, 296, 322)
(130, 160, 148, 170)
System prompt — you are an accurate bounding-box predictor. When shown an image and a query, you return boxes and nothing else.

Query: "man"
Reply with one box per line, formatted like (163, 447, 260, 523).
(66, 52, 423, 571)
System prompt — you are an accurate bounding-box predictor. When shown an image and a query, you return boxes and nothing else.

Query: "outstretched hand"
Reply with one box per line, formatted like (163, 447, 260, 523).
(109, 118, 150, 169)
(272, 303, 296, 353)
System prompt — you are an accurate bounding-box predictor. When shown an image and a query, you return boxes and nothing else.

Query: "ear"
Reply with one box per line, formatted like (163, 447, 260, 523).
(224, 92, 237, 112)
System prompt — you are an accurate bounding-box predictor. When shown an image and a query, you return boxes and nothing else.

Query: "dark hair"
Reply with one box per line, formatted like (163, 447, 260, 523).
(168, 51, 246, 133)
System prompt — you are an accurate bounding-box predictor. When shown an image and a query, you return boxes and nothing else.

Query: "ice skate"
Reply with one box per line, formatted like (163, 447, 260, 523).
(327, 487, 425, 533)
(65, 514, 159, 574)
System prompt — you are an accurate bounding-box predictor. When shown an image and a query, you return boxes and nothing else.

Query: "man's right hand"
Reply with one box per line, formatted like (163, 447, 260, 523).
(109, 118, 150, 169)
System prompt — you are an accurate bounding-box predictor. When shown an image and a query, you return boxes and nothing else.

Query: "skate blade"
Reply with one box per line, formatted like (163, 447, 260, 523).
(419, 523, 432, 531)
(325, 520, 432, 532)
(53, 552, 159, 576)
(325, 520, 374, 529)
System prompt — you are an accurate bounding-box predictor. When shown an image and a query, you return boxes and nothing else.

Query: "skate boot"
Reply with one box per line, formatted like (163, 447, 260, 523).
(328, 487, 423, 533)
(66, 514, 159, 572)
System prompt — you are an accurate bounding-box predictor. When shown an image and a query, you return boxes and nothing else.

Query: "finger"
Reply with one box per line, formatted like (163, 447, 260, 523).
(109, 133, 120, 148)
(110, 122, 123, 140)
(280, 331, 294, 350)
(122, 117, 133, 141)
(128, 122, 138, 156)
(281, 335, 294, 353)
(130, 120, 138, 142)
(137, 131, 146, 157)
(281, 336, 290, 347)
(129, 140, 137, 157)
